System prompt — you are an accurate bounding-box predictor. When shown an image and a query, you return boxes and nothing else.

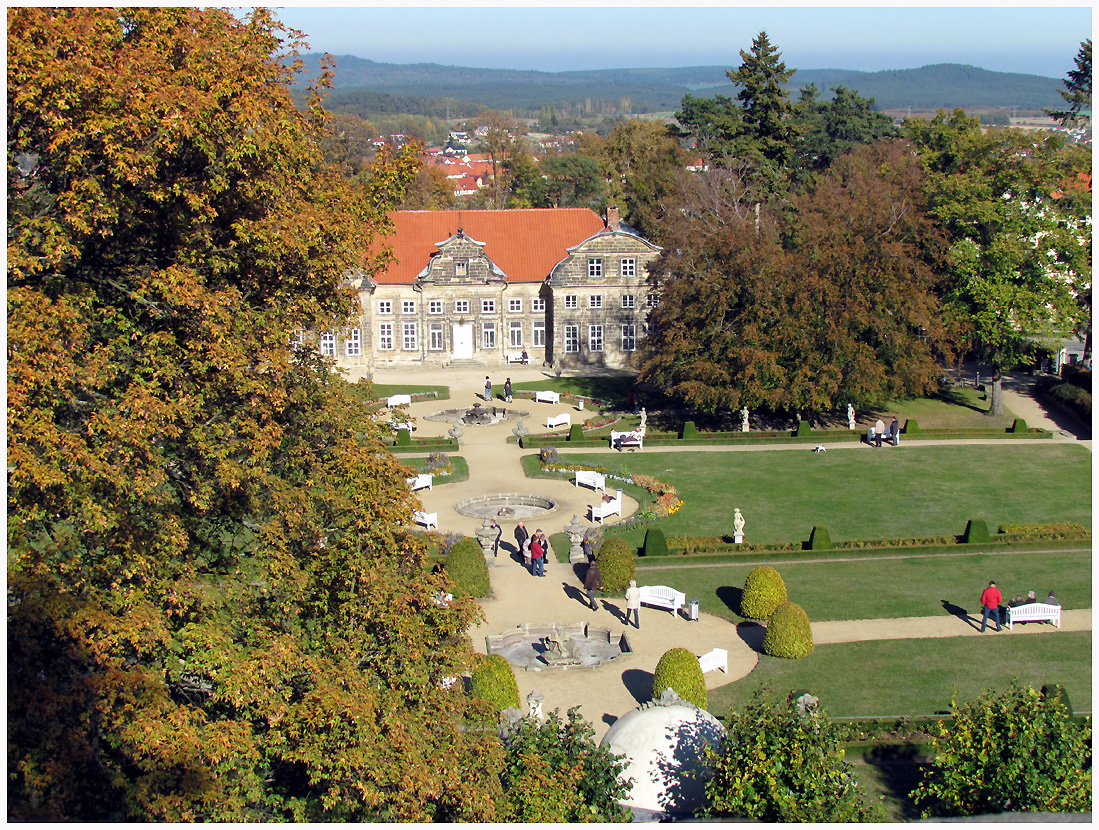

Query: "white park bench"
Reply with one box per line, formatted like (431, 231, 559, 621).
(413, 510, 438, 530)
(506, 352, 529, 365)
(406, 473, 433, 491)
(639, 584, 687, 616)
(590, 489, 622, 524)
(574, 469, 606, 492)
(546, 412, 571, 429)
(610, 429, 644, 450)
(1007, 602, 1062, 630)
(535, 390, 561, 404)
(698, 647, 728, 674)
(386, 394, 412, 407)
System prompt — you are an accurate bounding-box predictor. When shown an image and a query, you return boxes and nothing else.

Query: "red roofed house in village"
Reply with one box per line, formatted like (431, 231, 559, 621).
(325, 207, 661, 375)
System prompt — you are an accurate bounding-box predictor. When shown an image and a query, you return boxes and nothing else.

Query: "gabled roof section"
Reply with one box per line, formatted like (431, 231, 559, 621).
(370, 209, 607, 284)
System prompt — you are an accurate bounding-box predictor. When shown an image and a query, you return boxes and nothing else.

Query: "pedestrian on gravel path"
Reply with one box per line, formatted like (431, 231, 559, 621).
(514, 521, 529, 553)
(980, 580, 1003, 632)
(625, 579, 641, 628)
(584, 561, 603, 610)
(530, 530, 545, 577)
(484, 376, 492, 401)
(504, 378, 513, 402)
(489, 519, 502, 557)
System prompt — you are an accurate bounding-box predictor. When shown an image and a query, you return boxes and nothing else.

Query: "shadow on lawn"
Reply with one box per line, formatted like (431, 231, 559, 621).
(735, 621, 767, 653)
(715, 585, 743, 616)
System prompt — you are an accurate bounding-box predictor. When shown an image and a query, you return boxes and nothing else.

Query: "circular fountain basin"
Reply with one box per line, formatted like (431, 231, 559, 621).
(425, 405, 529, 425)
(455, 493, 558, 519)
(486, 622, 632, 671)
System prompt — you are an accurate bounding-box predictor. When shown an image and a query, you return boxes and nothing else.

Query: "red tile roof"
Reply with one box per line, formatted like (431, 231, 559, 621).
(372, 209, 607, 284)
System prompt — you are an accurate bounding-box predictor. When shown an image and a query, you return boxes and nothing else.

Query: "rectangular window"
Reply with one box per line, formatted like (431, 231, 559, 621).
(589, 325, 604, 353)
(508, 320, 523, 348)
(564, 295, 578, 309)
(564, 325, 579, 353)
(621, 257, 636, 278)
(481, 299, 496, 314)
(481, 322, 496, 349)
(455, 260, 468, 277)
(622, 323, 636, 352)
(320, 332, 336, 357)
(290, 330, 305, 349)
(402, 322, 417, 351)
(621, 294, 636, 309)
(378, 323, 394, 351)
(454, 299, 470, 314)
(531, 297, 546, 313)
(588, 258, 603, 278)
(508, 298, 523, 313)
(647, 293, 660, 308)
(533, 319, 546, 347)
(345, 328, 362, 357)
(428, 299, 443, 314)
(402, 300, 416, 314)
(429, 322, 445, 350)
(589, 295, 603, 309)
(378, 300, 393, 315)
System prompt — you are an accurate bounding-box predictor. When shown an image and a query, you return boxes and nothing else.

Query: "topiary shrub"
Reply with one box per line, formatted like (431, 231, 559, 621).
(396, 427, 412, 446)
(444, 537, 491, 598)
(741, 565, 788, 620)
(680, 420, 697, 439)
(642, 527, 668, 557)
(763, 601, 814, 659)
(904, 418, 920, 434)
(962, 519, 990, 544)
(1011, 417, 1028, 433)
(652, 647, 707, 709)
(470, 654, 520, 712)
(594, 536, 635, 592)
(796, 420, 811, 437)
(567, 424, 583, 441)
(808, 526, 832, 550)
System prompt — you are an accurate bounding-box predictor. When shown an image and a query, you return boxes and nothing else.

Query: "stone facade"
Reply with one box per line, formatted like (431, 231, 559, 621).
(324, 208, 662, 376)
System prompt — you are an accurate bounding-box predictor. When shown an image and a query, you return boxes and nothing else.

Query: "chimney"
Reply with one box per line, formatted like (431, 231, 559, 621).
(605, 205, 620, 230)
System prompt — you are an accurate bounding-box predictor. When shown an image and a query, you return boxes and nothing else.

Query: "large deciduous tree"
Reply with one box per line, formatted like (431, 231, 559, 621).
(906, 110, 1091, 414)
(8, 7, 505, 820)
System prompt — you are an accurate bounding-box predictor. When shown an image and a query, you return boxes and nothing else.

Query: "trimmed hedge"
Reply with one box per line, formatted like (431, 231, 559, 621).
(395, 427, 412, 446)
(809, 526, 833, 550)
(652, 647, 707, 709)
(763, 601, 815, 659)
(962, 519, 991, 544)
(680, 420, 698, 439)
(796, 420, 811, 437)
(642, 527, 668, 557)
(1011, 418, 1028, 434)
(444, 538, 491, 598)
(388, 436, 459, 453)
(741, 565, 788, 620)
(595, 537, 636, 592)
(470, 654, 520, 712)
(567, 423, 584, 441)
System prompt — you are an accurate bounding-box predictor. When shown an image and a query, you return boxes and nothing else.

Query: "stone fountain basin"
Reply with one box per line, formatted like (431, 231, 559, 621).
(486, 622, 632, 671)
(456, 493, 558, 519)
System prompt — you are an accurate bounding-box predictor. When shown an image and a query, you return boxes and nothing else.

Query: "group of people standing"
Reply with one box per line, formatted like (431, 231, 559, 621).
(979, 580, 1058, 632)
(484, 376, 514, 402)
(513, 521, 549, 577)
(867, 416, 901, 448)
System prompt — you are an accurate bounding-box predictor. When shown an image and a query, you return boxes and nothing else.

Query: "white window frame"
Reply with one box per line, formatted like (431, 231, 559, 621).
(621, 294, 636, 309)
(533, 319, 546, 347)
(345, 328, 362, 357)
(622, 323, 636, 352)
(402, 299, 416, 315)
(378, 300, 393, 315)
(481, 298, 496, 314)
(621, 257, 636, 278)
(455, 260, 468, 277)
(508, 320, 523, 348)
(564, 295, 578, 309)
(588, 258, 603, 278)
(428, 322, 445, 351)
(402, 322, 417, 351)
(378, 322, 394, 351)
(564, 325, 579, 353)
(320, 332, 336, 357)
(589, 325, 604, 353)
(589, 295, 603, 309)
(531, 297, 546, 313)
(428, 299, 443, 314)
(454, 299, 470, 314)
(481, 322, 496, 349)
(508, 298, 523, 313)
(647, 293, 660, 308)
(290, 330, 306, 349)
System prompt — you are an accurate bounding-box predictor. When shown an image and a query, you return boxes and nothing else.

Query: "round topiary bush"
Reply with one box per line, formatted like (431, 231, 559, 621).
(642, 527, 668, 557)
(469, 654, 520, 712)
(595, 536, 635, 592)
(444, 537, 491, 598)
(763, 601, 814, 659)
(567, 423, 584, 441)
(740, 565, 788, 620)
(396, 427, 412, 446)
(651, 647, 707, 709)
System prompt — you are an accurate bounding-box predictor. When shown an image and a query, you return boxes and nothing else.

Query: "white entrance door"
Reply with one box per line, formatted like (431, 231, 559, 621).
(452, 323, 474, 359)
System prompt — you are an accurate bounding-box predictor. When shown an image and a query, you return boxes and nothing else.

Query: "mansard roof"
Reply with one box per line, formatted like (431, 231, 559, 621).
(372, 208, 607, 284)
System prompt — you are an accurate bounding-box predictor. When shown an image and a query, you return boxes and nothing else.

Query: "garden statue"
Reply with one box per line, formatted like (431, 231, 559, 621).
(740, 406, 749, 432)
(639, 407, 647, 433)
(733, 508, 745, 544)
(847, 403, 856, 430)
(526, 690, 544, 720)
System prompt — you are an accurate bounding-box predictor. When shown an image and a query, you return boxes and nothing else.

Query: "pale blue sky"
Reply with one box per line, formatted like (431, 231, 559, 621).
(270, 4, 1093, 78)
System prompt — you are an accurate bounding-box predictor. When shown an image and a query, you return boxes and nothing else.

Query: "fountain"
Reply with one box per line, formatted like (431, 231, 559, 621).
(455, 493, 558, 520)
(425, 403, 529, 426)
(486, 622, 632, 671)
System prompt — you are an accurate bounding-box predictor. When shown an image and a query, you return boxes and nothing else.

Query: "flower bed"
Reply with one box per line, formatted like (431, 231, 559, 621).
(538, 453, 683, 520)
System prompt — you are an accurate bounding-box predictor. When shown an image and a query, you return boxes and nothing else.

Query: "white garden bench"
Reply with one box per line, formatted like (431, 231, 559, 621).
(1007, 602, 1062, 630)
(406, 473, 433, 491)
(574, 469, 606, 492)
(590, 489, 622, 524)
(386, 394, 412, 407)
(698, 647, 728, 674)
(610, 429, 644, 450)
(546, 412, 571, 429)
(535, 390, 561, 404)
(506, 352, 529, 364)
(413, 510, 437, 530)
(639, 584, 686, 616)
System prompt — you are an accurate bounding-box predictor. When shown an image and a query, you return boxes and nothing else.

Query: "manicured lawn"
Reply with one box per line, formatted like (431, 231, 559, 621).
(707, 632, 1092, 719)
(405, 455, 469, 485)
(511, 376, 674, 410)
(638, 547, 1092, 622)
(556, 443, 1092, 546)
(870, 386, 1014, 431)
(359, 383, 450, 402)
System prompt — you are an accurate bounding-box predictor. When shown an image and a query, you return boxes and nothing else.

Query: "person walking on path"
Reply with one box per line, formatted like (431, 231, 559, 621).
(484, 376, 492, 401)
(514, 521, 529, 557)
(980, 580, 1003, 632)
(890, 416, 900, 446)
(489, 519, 502, 557)
(625, 579, 641, 628)
(530, 531, 545, 577)
(504, 378, 513, 403)
(584, 561, 603, 610)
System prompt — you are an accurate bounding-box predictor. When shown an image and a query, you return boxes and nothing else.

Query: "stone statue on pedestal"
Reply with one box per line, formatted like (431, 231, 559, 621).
(740, 406, 749, 432)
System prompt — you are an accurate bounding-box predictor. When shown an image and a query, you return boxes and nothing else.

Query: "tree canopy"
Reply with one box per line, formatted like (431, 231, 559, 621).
(1045, 38, 1092, 127)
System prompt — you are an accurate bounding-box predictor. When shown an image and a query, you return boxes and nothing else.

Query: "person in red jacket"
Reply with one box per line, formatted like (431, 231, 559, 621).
(980, 580, 1003, 632)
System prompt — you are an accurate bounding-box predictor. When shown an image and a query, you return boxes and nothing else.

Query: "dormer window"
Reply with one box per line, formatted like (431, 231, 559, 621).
(588, 258, 603, 278)
(455, 260, 468, 277)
